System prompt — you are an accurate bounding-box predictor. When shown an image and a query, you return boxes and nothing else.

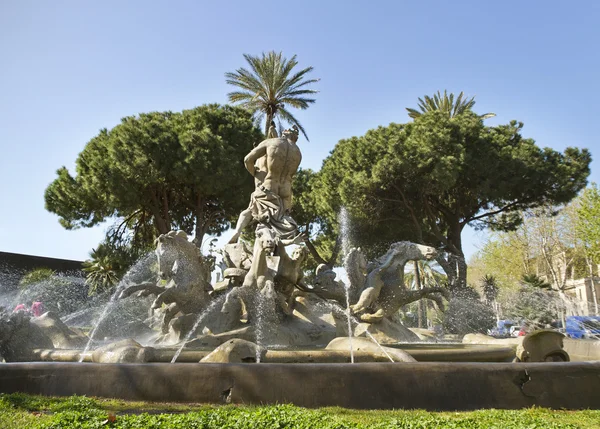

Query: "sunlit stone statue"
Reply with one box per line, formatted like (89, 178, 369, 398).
(229, 125, 303, 244)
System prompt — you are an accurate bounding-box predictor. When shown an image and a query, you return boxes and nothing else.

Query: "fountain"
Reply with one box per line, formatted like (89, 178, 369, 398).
(1, 126, 600, 410)
(339, 207, 355, 363)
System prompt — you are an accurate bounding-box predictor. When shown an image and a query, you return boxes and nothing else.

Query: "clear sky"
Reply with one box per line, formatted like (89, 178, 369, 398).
(1, 1, 598, 262)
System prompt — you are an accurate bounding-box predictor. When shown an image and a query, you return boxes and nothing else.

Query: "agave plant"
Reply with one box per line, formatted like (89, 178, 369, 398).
(521, 273, 552, 289)
(225, 51, 319, 140)
(406, 90, 495, 120)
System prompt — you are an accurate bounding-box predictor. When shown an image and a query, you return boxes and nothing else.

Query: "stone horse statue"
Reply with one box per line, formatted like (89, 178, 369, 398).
(120, 230, 212, 333)
(312, 241, 450, 324)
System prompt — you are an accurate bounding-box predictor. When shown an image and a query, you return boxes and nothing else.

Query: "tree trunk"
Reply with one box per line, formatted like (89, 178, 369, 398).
(148, 189, 171, 235)
(586, 256, 599, 314)
(193, 195, 205, 249)
(448, 221, 467, 289)
(427, 211, 467, 290)
(153, 217, 170, 235)
(436, 252, 467, 291)
(150, 205, 170, 235)
(265, 106, 276, 136)
(304, 236, 327, 266)
(456, 256, 468, 289)
(327, 235, 342, 268)
(435, 253, 457, 287)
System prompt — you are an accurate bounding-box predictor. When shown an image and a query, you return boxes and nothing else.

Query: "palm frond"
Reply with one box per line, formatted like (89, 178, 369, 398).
(278, 107, 309, 141)
(407, 90, 494, 120)
(226, 51, 318, 139)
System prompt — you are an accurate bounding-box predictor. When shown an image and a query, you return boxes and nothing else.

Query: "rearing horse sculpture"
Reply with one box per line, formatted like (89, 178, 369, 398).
(119, 230, 212, 333)
(312, 241, 450, 324)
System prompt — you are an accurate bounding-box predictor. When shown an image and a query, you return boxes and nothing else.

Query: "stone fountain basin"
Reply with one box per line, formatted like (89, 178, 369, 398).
(1, 361, 599, 410)
(3, 339, 600, 410)
(30, 342, 517, 363)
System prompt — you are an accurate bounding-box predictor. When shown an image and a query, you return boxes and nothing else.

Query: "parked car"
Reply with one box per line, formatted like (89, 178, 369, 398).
(565, 316, 600, 339)
(489, 320, 517, 338)
(509, 325, 529, 337)
(517, 325, 529, 337)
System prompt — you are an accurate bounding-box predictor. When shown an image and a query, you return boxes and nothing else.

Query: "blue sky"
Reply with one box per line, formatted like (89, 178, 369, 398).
(1, 1, 598, 262)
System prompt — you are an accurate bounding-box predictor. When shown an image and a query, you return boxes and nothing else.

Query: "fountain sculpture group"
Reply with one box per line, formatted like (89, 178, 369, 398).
(1, 126, 599, 410)
(108, 125, 451, 350)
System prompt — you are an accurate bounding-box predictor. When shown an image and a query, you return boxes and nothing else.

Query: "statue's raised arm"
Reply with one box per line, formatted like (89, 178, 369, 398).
(243, 143, 267, 179)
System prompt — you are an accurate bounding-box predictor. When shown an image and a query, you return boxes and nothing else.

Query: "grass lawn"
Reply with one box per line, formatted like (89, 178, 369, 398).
(1, 393, 599, 428)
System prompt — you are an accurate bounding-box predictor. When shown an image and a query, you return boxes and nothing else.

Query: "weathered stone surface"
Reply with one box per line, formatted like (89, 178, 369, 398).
(200, 339, 265, 363)
(516, 330, 569, 362)
(354, 318, 420, 344)
(2, 361, 600, 410)
(326, 337, 417, 362)
(91, 339, 155, 363)
(31, 312, 87, 349)
(408, 328, 438, 341)
(564, 338, 600, 361)
(186, 326, 256, 349)
(0, 310, 53, 362)
(183, 291, 424, 351)
(462, 331, 572, 362)
(186, 294, 338, 350)
(333, 314, 419, 344)
(462, 333, 519, 346)
(262, 349, 401, 363)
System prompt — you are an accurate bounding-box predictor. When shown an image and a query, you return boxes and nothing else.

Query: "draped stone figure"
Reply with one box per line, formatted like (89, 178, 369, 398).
(229, 126, 302, 244)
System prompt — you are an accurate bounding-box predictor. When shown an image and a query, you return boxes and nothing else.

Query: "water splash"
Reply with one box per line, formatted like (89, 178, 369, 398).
(171, 292, 231, 363)
(325, 300, 394, 362)
(78, 252, 155, 362)
(254, 291, 267, 363)
(343, 284, 355, 363)
(339, 207, 355, 363)
(363, 329, 394, 362)
(78, 283, 126, 361)
(254, 283, 280, 363)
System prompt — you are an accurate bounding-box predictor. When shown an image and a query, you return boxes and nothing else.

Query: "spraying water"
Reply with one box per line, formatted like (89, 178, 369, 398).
(363, 328, 395, 362)
(325, 299, 394, 362)
(339, 207, 355, 364)
(171, 292, 230, 363)
(254, 290, 267, 363)
(78, 283, 126, 361)
(78, 252, 155, 362)
(254, 282, 281, 363)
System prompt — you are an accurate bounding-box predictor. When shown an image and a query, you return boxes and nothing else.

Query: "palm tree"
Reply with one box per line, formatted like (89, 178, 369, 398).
(225, 51, 319, 140)
(83, 243, 136, 295)
(406, 90, 495, 120)
(481, 274, 499, 304)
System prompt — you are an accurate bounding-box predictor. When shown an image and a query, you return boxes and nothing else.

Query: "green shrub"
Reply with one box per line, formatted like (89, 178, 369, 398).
(442, 287, 496, 335)
(19, 268, 57, 288)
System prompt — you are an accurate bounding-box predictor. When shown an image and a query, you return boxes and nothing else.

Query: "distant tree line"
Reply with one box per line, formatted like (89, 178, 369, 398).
(44, 52, 591, 304)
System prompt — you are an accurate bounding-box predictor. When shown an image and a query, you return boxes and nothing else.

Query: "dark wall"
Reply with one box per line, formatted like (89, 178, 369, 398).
(0, 251, 83, 291)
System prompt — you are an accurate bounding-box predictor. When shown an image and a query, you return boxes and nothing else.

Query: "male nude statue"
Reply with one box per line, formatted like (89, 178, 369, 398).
(229, 125, 302, 244)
